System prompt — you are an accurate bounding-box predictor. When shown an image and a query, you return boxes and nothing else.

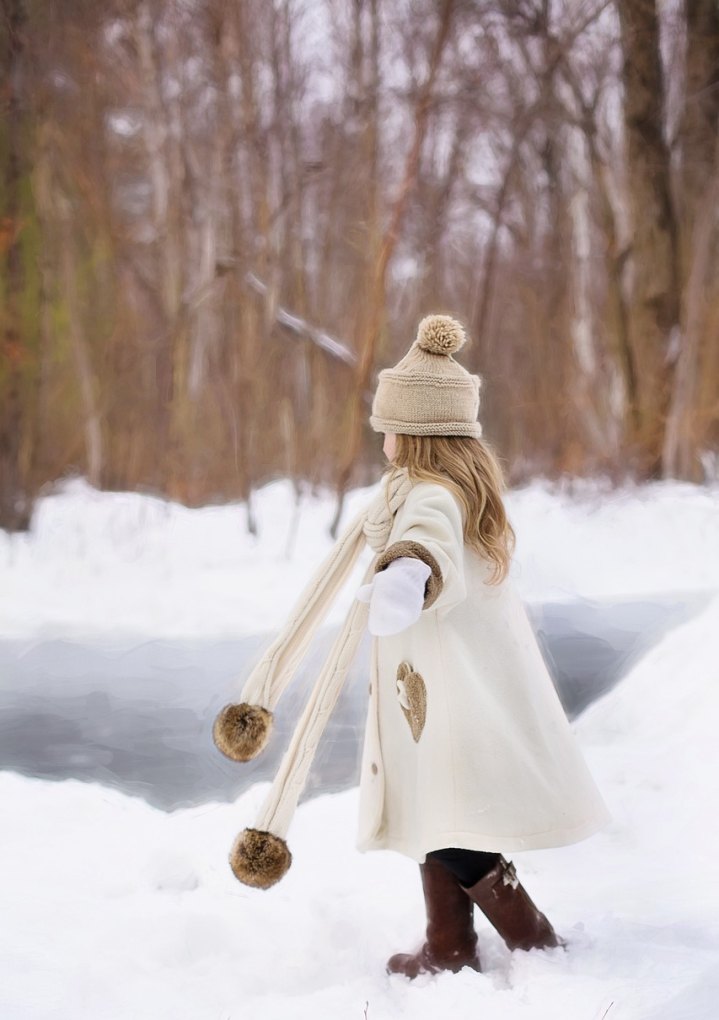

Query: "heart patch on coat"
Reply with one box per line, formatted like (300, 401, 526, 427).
(396, 661, 427, 743)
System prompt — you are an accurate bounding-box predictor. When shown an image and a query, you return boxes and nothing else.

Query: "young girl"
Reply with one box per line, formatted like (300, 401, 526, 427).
(213, 314, 611, 979)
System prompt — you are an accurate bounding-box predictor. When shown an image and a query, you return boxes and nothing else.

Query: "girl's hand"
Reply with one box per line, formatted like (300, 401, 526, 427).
(356, 557, 432, 636)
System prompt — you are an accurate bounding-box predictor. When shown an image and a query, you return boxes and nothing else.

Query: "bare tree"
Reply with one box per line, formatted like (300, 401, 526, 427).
(2, 0, 718, 536)
(0, 0, 39, 530)
(616, 0, 681, 475)
(663, 0, 719, 478)
(331, 0, 458, 534)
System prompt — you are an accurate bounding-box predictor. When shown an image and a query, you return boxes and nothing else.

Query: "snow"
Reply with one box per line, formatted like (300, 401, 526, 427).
(1, 474, 717, 641)
(2, 474, 719, 1017)
(2, 592, 719, 1018)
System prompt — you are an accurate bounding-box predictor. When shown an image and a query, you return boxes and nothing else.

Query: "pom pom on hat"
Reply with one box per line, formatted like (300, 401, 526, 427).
(213, 703, 273, 762)
(415, 314, 467, 356)
(230, 828, 292, 889)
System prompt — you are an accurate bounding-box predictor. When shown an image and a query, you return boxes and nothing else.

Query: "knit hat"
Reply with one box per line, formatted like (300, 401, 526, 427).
(369, 314, 483, 438)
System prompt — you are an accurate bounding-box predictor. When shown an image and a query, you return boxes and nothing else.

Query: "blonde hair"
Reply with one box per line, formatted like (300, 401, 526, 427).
(386, 434, 516, 584)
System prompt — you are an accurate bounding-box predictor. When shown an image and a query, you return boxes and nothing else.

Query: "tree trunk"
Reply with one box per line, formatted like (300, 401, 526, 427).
(617, 0, 681, 476)
(663, 157, 719, 478)
(663, 0, 719, 478)
(0, 0, 34, 530)
(57, 204, 104, 486)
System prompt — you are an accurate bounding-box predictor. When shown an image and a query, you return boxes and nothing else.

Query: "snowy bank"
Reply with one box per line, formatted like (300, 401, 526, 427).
(1, 475, 718, 641)
(3, 594, 719, 1019)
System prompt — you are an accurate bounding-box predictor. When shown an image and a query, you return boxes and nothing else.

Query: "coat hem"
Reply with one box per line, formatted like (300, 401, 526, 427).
(356, 808, 612, 862)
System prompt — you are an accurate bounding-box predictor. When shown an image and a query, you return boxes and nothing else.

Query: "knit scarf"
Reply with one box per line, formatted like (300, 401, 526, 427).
(214, 466, 414, 888)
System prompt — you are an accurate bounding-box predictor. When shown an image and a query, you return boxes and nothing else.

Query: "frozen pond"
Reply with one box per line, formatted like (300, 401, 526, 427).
(0, 592, 710, 811)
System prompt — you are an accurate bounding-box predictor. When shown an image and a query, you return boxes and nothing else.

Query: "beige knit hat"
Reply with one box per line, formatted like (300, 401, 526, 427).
(369, 314, 483, 438)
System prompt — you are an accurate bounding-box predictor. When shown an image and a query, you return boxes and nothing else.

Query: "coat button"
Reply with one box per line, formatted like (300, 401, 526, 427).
(371, 762, 378, 775)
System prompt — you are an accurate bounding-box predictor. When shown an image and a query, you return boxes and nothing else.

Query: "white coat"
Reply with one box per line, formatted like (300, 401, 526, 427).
(356, 479, 612, 861)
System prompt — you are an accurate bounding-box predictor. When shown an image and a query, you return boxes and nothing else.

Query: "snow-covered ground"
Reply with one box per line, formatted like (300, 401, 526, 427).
(1, 474, 718, 640)
(2, 474, 719, 1018)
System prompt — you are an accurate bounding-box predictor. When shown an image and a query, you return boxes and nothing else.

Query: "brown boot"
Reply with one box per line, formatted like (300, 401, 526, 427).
(386, 857, 482, 978)
(462, 856, 567, 952)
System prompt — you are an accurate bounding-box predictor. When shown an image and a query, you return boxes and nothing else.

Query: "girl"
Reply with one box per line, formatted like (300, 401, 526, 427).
(213, 314, 611, 979)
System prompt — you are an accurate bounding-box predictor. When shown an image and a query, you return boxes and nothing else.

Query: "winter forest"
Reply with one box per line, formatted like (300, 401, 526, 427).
(1, 0, 719, 532)
(2, 2, 719, 1019)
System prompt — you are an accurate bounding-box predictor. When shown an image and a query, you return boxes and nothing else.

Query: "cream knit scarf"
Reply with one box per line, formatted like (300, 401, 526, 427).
(212, 466, 413, 888)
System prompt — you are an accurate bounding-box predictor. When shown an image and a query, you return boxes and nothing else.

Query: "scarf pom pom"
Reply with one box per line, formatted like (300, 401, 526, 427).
(230, 828, 292, 888)
(213, 703, 273, 761)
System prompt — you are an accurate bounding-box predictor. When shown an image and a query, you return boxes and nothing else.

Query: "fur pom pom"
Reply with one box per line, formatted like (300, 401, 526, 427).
(230, 828, 292, 889)
(212, 703, 273, 762)
(415, 314, 467, 355)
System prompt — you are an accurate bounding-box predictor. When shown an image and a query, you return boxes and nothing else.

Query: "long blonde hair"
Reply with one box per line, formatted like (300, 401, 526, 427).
(386, 434, 516, 584)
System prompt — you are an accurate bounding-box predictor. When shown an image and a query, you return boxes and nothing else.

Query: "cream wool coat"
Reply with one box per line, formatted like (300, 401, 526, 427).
(356, 479, 612, 862)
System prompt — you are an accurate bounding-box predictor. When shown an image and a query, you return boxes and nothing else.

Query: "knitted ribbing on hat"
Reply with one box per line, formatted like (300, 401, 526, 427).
(370, 313, 483, 438)
(213, 467, 414, 887)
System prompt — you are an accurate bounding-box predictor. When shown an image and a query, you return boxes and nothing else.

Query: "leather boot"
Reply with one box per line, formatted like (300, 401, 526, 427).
(386, 856, 482, 978)
(461, 855, 567, 952)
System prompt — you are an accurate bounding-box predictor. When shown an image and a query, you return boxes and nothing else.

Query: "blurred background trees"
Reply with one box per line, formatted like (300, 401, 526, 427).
(1, 0, 718, 532)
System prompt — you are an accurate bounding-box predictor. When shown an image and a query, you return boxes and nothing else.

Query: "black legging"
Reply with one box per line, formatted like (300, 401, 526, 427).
(426, 846, 501, 888)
